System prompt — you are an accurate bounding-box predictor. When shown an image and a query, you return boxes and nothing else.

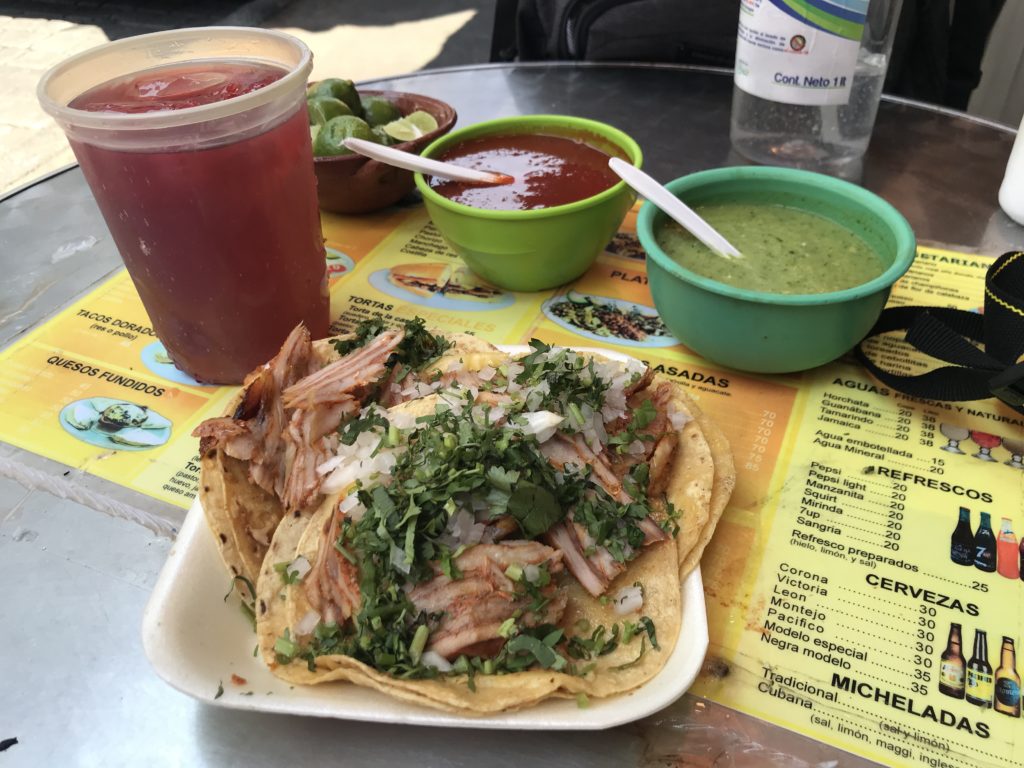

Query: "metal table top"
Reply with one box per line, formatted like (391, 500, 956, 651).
(1, 63, 1019, 767)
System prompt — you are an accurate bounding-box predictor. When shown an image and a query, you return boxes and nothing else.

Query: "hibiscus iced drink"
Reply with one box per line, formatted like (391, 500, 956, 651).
(38, 29, 328, 384)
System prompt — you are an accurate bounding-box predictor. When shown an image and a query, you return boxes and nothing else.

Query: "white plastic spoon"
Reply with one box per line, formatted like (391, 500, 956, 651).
(608, 157, 742, 259)
(343, 138, 513, 185)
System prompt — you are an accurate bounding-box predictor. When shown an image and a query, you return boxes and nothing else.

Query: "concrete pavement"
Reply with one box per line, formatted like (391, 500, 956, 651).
(0, 0, 492, 196)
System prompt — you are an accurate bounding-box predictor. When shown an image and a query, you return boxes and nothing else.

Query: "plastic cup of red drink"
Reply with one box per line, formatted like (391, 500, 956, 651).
(37, 27, 329, 384)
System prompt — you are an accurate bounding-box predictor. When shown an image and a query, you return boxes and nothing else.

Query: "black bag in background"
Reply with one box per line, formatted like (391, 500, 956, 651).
(490, 0, 1004, 112)
(491, 0, 739, 68)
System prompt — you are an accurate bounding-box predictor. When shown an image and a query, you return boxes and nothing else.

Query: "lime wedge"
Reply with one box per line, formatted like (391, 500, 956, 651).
(382, 110, 439, 142)
(406, 111, 438, 133)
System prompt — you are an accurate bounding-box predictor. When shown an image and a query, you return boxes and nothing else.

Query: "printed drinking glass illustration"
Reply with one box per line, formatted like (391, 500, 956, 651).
(1002, 437, 1024, 469)
(939, 423, 970, 454)
(970, 430, 1002, 462)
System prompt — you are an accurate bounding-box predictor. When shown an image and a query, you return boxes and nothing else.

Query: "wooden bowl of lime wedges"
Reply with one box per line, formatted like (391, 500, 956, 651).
(308, 79, 457, 214)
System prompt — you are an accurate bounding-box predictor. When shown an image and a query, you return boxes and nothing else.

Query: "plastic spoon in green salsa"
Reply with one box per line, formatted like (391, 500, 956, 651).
(343, 138, 514, 185)
(608, 157, 741, 259)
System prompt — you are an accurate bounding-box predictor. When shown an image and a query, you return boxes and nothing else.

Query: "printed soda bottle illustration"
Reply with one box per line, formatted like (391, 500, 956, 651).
(994, 637, 1021, 717)
(997, 518, 1020, 579)
(974, 512, 997, 573)
(938, 623, 967, 699)
(966, 630, 994, 707)
(950, 507, 974, 566)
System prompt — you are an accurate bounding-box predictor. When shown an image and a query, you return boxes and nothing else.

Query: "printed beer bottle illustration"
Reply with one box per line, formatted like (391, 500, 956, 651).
(994, 637, 1021, 717)
(950, 507, 974, 566)
(997, 518, 1020, 579)
(938, 623, 967, 699)
(966, 630, 994, 707)
(974, 512, 997, 572)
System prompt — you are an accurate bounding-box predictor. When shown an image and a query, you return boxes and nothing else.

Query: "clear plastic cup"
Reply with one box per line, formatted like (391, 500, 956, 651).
(38, 27, 329, 384)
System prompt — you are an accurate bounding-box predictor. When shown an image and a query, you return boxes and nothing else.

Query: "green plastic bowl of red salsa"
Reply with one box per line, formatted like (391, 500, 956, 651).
(413, 115, 642, 291)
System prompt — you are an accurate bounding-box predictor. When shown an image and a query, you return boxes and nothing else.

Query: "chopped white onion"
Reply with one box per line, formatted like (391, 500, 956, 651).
(390, 544, 412, 574)
(444, 509, 485, 547)
(601, 404, 626, 424)
(338, 493, 360, 513)
(467, 524, 485, 545)
(321, 453, 396, 494)
(438, 390, 466, 415)
(320, 425, 399, 493)
(668, 408, 691, 430)
(294, 609, 321, 637)
(519, 410, 564, 443)
(400, 380, 442, 400)
(389, 409, 419, 429)
(477, 365, 497, 382)
(523, 563, 541, 583)
(612, 585, 644, 615)
(627, 439, 647, 456)
(317, 453, 346, 475)
(420, 651, 453, 672)
(288, 555, 312, 581)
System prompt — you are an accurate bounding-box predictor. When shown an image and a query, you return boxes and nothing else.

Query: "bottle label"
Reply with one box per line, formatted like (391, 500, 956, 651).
(967, 669, 994, 701)
(950, 542, 973, 564)
(975, 544, 996, 569)
(940, 662, 964, 687)
(995, 678, 1021, 707)
(733, 0, 867, 106)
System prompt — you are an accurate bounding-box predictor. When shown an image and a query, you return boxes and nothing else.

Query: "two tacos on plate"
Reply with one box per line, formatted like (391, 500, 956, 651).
(194, 318, 734, 714)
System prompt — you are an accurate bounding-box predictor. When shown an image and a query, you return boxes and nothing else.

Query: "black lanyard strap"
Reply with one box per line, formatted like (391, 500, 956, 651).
(855, 250, 1024, 414)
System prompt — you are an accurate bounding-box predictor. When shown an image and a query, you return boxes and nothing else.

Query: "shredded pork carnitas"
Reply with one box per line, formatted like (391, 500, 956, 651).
(194, 325, 406, 511)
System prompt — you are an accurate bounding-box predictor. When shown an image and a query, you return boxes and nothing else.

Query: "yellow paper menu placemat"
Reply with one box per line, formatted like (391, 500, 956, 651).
(1, 204, 1020, 767)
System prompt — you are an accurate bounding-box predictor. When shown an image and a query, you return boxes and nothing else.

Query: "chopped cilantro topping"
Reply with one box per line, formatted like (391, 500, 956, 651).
(337, 409, 390, 446)
(273, 560, 303, 585)
(224, 575, 257, 631)
(224, 575, 256, 604)
(275, 334, 670, 684)
(607, 397, 657, 453)
(573, 464, 658, 563)
(331, 317, 453, 376)
(506, 481, 562, 538)
(612, 637, 647, 670)
(274, 629, 299, 663)
(513, 339, 608, 418)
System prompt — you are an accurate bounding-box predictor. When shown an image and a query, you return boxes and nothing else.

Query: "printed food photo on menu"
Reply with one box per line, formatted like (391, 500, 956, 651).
(373, 261, 511, 308)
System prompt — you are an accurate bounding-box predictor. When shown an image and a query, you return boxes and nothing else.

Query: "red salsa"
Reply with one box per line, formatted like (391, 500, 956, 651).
(429, 132, 619, 210)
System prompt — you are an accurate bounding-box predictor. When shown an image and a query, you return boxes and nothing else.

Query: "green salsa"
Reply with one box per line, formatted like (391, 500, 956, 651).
(654, 203, 885, 294)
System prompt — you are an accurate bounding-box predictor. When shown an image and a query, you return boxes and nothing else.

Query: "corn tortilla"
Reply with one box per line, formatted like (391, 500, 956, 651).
(255, 363, 724, 714)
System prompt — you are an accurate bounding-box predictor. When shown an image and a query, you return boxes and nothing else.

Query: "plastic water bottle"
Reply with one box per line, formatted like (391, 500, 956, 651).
(730, 0, 903, 173)
(998, 114, 1024, 226)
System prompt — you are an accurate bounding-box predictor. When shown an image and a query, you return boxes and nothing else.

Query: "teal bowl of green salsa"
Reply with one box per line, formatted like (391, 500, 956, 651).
(636, 166, 916, 373)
